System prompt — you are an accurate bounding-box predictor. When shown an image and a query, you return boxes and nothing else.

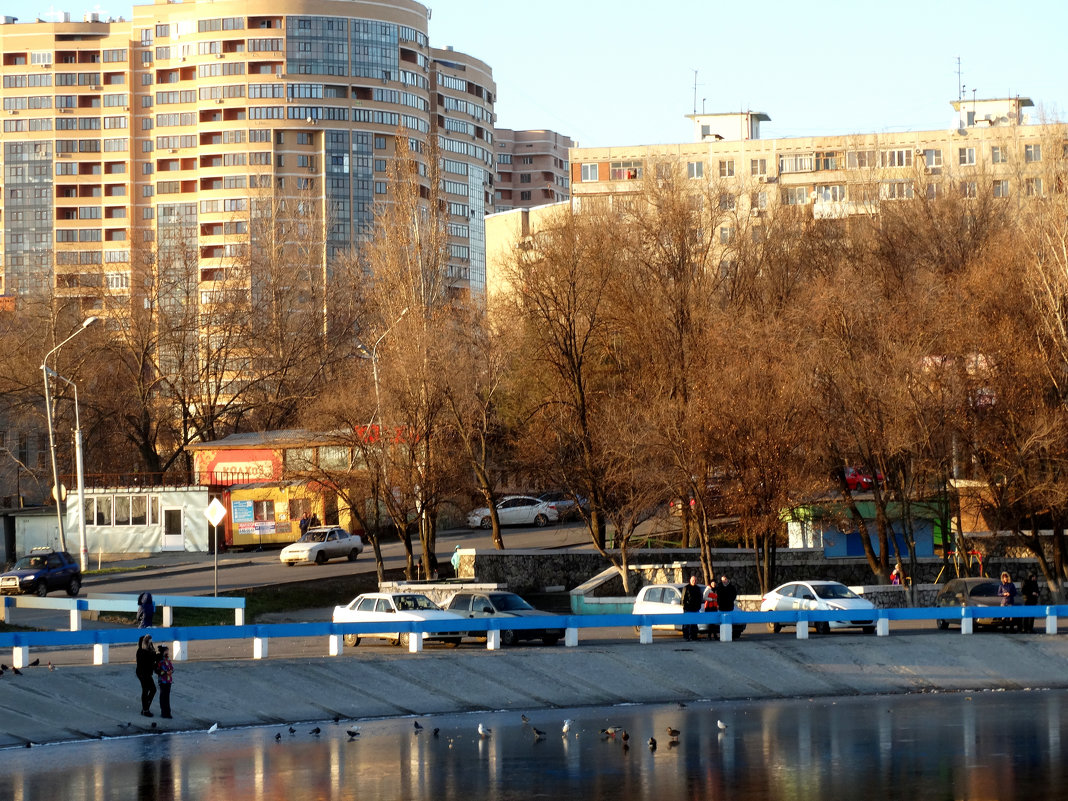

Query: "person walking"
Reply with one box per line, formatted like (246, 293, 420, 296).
(451, 545, 462, 575)
(1021, 573, 1040, 633)
(997, 571, 1018, 631)
(136, 634, 159, 717)
(681, 575, 703, 642)
(136, 591, 155, 628)
(155, 644, 174, 719)
(717, 575, 739, 641)
(299, 512, 311, 537)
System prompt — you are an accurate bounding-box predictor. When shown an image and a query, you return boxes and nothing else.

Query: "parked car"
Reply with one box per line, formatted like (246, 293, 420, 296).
(760, 580, 876, 634)
(934, 577, 1021, 631)
(279, 526, 364, 566)
(444, 591, 564, 646)
(0, 547, 81, 597)
(537, 491, 588, 521)
(842, 467, 884, 492)
(466, 495, 559, 529)
(631, 583, 714, 637)
(332, 592, 464, 648)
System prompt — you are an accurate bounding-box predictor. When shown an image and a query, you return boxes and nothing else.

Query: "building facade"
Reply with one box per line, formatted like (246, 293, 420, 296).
(0, 0, 497, 310)
(494, 128, 572, 211)
(568, 97, 1062, 222)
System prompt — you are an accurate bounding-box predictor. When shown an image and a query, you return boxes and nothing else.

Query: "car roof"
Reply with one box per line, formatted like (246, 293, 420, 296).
(500, 495, 541, 501)
(944, 577, 999, 587)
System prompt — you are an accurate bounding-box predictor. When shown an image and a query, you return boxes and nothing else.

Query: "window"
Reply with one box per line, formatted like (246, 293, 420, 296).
(993, 179, 1009, 198)
(880, 149, 912, 168)
(719, 194, 735, 211)
(1025, 143, 1042, 163)
(520, 190, 531, 200)
(1025, 177, 1043, 197)
(991, 146, 1007, 164)
(519, 173, 532, 184)
(923, 149, 943, 169)
(719, 226, 733, 244)
(719, 159, 734, 178)
(253, 500, 275, 522)
(847, 150, 876, 169)
(687, 161, 703, 179)
(881, 180, 914, 200)
(609, 160, 642, 181)
(751, 190, 768, 210)
(750, 158, 767, 176)
(815, 151, 839, 171)
(580, 163, 599, 182)
(782, 186, 807, 205)
(959, 180, 977, 198)
(959, 147, 976, 166)
(815, 184, 845, 202)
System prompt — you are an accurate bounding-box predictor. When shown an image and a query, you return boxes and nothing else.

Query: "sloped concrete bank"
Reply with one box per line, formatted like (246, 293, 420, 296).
(2, 633, 1067, 749)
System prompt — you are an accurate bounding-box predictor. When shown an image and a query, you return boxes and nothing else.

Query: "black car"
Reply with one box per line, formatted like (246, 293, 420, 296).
(445, 591, 564, 646)
(0, 548, 82, 597)
(935, 577, 1018, 631)
(538, 490, 588, 521)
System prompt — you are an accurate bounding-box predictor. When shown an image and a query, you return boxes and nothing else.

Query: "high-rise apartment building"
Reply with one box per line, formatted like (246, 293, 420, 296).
(494, 128, 572, 211)
(0, 0, 496, 309)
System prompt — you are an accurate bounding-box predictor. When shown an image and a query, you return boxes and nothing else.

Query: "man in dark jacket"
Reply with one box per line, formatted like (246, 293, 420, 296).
(681, 575, 703, 642)
(717, 575, 739, 641)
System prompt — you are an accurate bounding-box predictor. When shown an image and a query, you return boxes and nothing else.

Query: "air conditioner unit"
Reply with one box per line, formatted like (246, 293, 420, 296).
(757, 175, 767, 183)
(216, 99, 224, 104)
(216, 53, 224, 59)
(90, 85, 102, 90)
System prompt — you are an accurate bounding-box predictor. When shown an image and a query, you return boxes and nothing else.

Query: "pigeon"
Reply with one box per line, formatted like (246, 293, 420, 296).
(151, 722, 157, 729)
(717, 720, 728, 732)
(207, 723, 218, 734)
(648, 737, 657, 751)
(478, 723, 492, 738)
(288, 726, 296, 735)
(48, 662, 56, 671)
(562, 719, 573, 735)
(432, 728, 440, 737)
(11, 667, 22, 676)
(413, 721, 424, 732)
(600, 726, 623, 738)
(532, 727, 546, 740)
(274, 733, 282, 742)
(310, 727, 321, 736)
(521, 714, 530, 725)
(333, 716, 341, 724)
(666, 727, 680, 742)
(677, 702, 687, 709)
(28, 658, 39, 667)
(346, 729, 360, 739)
(621, 730, 630, 744)
(0, 664, 7, 670)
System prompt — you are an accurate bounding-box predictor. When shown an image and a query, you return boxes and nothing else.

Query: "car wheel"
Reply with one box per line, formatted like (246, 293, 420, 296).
(534, 514, 549, 527)
(35, 583, 48, 597)
(285, 562, 295, 567)
(66, 578, 80, 597)
(936, 619, 950, 631)
(767, 622, 781, 634)
(343, 634, 361, 647)
(815, 621, 831, 635)
(397, 632, 410, 649)
(542, 635, 560, 646)
(347, 549, 359, 562)
(480, 516, 491, 530)
(500, 629, 517, 647)
(314, 551, 327, 565)
(862, 625, 876, 634)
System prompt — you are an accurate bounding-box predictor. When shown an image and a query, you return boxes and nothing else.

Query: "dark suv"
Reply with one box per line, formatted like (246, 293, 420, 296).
(0, 548, 82, 597)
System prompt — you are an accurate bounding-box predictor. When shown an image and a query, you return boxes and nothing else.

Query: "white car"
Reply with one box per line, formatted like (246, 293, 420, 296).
(631, 583, 713, 636)
(466, 495, 560, 529)
(280, 526, 364, 566)
(760, 580, 876, 634)
(332, 592, 465, 648)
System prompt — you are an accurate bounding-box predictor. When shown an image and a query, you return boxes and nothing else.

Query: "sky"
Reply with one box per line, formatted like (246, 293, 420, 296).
(77, 0, 1068, 148)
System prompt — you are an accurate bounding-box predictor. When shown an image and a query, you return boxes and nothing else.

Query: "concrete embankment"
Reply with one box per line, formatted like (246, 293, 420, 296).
(2, 632, 1067, 749)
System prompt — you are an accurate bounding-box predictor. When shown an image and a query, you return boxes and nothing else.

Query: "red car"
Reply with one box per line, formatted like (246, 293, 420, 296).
(842, 467, 883, 492)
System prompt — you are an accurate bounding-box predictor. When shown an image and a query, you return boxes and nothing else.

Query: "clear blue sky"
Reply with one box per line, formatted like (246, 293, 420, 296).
(428, 0, 1068, 147)
(81, 0, 1068, 147)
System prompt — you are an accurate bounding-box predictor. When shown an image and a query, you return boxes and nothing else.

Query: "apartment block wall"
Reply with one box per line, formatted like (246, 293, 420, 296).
(495, 128, 572, 211)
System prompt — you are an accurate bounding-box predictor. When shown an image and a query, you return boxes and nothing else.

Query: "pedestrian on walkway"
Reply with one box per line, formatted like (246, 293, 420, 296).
(155, 644, 174, 719)
(717, 575, 739, 641)
(681, 575, 703, 642)
(136, 591, 155, 628)
(136, 634, 158, 717)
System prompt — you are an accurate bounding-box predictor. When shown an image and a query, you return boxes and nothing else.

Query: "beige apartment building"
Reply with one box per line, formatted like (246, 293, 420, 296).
(568, 96, 1063, 220)
(494, 128, 572, 211)
(0, 0, 497, 311)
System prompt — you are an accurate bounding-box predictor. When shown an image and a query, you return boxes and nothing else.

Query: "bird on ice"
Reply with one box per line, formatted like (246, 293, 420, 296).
(562, 719, 573, 735)
(648, 737, 658, 751)
(207, 724, 218, 734)
(717, 720, 728, 732)
(48, 662, 56, 671)
(28, 658, 39, 667)
(310, 727, 321, 736)
(478, 723, 492, 738)
(274, 733, 282, 742)
(600, 726, 623, 738)
(521, 714, 530, 725)
(532, 727, 546, 740)
(346, 729, 360, 739)
(288, 726, 296, 735)
(666, 727, 680, 742)
(413, 721, 424, 732)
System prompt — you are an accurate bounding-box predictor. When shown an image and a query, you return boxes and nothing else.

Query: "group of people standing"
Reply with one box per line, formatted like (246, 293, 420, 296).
(134, 591, 175, 718)
(999, 571, 1041, 633)
(681, 574, 738, 641)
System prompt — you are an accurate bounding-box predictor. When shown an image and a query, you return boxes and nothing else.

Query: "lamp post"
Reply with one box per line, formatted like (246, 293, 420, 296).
(42, 316, 97, 559)
(366, 306, 409, 432)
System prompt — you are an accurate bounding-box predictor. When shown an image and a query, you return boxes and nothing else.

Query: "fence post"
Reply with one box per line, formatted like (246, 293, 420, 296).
(876, 612, 889, 637)
(961, 607, 973, 635)
(796, 615, 809, 640)
(171, 640, 186, 661)
(328, 634, 342, 656)
(69, 608, 82, 632)
(486, 630, 501, 651)
(407, 632, 423, 653)
(235, 608, 245, 626)
(565, 627, 578, 647)
(720, 615, 733, 642)
(12, 645, 28, 668)
(253, 636, 268, 659)
(162, 606, 173, 628)
(638, 625, 652, 644)
(93, 642, 109, 665)
(1046, 606, 1058, 636)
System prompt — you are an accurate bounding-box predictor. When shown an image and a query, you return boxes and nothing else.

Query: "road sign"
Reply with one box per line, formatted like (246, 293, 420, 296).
(206, 498, 227, 527)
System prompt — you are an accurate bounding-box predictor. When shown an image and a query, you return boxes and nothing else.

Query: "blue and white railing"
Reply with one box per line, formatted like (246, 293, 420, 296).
(0, 605, 1064, 668)
(0, 592, 246, 631)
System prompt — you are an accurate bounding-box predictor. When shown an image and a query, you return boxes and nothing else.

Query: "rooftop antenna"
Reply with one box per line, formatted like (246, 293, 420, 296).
(692, 69, 698, 114)
(956, 56, 963, 102)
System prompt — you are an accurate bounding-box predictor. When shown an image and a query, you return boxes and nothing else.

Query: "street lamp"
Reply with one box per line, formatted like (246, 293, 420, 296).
(366, 306, 409, 432)
(42, 316, 97, 561)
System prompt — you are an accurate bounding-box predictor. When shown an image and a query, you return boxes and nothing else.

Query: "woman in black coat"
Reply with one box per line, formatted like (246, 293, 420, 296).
(136, 634, 158, 716)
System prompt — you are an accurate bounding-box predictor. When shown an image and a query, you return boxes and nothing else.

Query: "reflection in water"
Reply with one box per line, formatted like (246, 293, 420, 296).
(0, 691, 1065, 800)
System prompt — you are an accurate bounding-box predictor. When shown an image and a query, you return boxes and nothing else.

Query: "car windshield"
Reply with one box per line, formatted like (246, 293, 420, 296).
(13, 555, 46, 570)
(489, 594, 534, 612)
(299, 531, 328, 543)
(969, 582, 1001, 598)
(393, 594, 439, 611)
(813, 583, 860, 600)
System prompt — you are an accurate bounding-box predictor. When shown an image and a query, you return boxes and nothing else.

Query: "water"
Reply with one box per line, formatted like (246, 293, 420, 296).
(1, 690, 1064, 800)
